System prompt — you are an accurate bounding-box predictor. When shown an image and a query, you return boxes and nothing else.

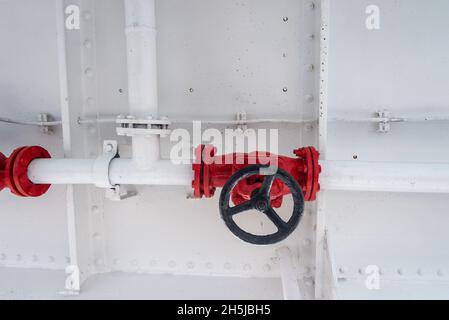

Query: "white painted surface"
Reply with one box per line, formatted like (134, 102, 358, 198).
(0, 0, 317, 299)
(1, 0, 448, 300)
(0, 267, 283, 300)
(323, 0, 449, 299)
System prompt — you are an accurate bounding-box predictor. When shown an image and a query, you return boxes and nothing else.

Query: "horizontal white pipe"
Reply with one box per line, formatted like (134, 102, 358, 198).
(109, 159, 190, 185)
(28, 158, 449, 194)
(28, 159, 192, 186)
(320, 160, 449, 194)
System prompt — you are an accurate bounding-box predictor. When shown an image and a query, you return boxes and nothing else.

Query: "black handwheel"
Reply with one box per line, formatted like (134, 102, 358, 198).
(219, 165, 305, 245)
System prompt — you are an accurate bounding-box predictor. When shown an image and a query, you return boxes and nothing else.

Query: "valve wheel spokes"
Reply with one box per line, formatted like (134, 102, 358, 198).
(219, 165, 305, 245)
(228, 201, 254, 216)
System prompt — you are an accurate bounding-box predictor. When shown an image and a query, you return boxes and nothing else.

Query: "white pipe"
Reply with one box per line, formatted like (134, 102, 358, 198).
(28, 158, 449, 194)
(125, 0, 158, 117)
(125, 0, 160, 168)
(320, 160, 449, 194)
(28, 159, 192, 186)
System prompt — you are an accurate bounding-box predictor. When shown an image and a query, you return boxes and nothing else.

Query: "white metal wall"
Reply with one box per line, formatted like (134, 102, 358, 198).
(0, 0, 320, 299)
(325, 0, 449, 299)
(1, 0, 448, 300)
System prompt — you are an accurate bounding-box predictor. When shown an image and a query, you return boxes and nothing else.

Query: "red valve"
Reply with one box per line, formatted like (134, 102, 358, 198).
(0, 146, 51, 197)
(192, 145, 321, 207)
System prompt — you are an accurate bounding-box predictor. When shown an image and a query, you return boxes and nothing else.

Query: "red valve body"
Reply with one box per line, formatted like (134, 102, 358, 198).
(192, 145, 321, 208)
(0, 146, 51, 197)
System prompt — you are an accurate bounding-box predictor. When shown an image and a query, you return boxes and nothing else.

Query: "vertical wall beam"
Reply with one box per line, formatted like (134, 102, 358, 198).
(314, 0, 332, 299)
(277, 247, 303, 300)
(56, 0, 106, 293)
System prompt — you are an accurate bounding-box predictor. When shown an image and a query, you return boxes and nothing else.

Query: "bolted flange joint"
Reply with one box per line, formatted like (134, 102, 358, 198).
(0, 146, 51, 197)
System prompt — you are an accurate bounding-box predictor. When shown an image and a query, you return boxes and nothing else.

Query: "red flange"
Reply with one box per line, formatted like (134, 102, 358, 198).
(192, 145, 321, 205)
(0, 146, 51, 197)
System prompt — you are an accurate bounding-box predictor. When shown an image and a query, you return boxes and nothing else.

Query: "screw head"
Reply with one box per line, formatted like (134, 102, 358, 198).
(105, 144, 114, 153)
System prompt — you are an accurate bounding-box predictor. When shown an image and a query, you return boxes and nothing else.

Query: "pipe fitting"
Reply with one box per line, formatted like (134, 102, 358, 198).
(192, 145, 321, 204)
(0, 146, 51, 197)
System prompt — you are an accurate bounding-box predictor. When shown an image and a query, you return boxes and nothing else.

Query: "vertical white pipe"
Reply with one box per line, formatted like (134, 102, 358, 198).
(125, 0, 160, 168)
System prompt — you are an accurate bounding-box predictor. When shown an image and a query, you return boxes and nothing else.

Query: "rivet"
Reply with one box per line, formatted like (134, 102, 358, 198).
(339, 267, 346, 274)
(397, 268, 403, 275)
(84, 39, 93, 49)
(308, 2, 315, 10)
(417, 269, 423, 276)
(283, 17, 289, 22)
(282, 87, 288, 93)
(263, 264, 272, 272)
(85, 68, 94, 78)
(307, 64, 315, 72)
(437, 270, 444, 277)
(105, 144, 114, 153)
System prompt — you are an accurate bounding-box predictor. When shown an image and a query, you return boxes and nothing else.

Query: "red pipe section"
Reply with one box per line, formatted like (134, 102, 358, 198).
(0, 146, 51, 197)
(192, 145, 321, 208)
